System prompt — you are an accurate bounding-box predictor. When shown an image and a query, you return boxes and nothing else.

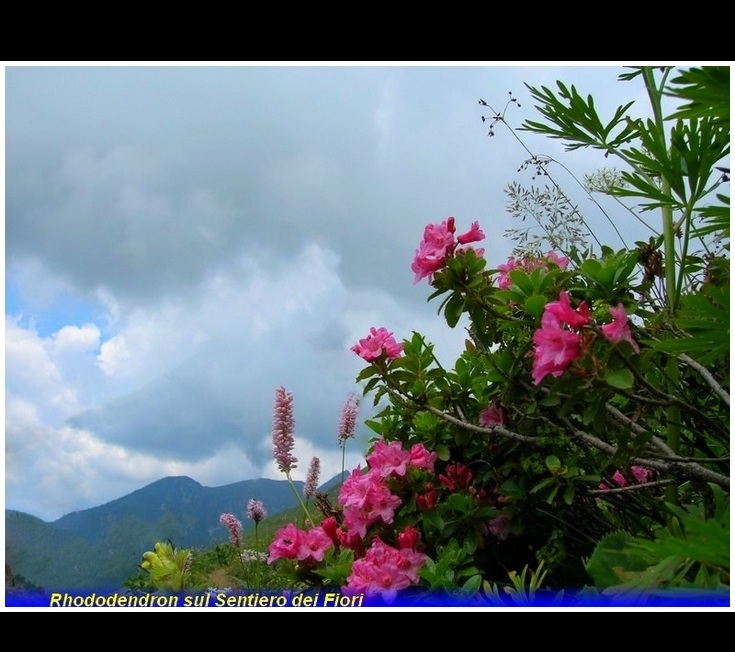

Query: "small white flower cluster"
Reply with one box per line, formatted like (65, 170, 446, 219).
(240, 549, 268, 563)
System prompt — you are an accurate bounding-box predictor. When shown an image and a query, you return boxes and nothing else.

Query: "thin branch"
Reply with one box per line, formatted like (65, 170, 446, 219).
(382, 383, 536, 444)
(589, 478, 675, 495)
(678, 353, 730, 406)
(422, 403, 537, 444)
(559, 416, 729, 489)
(614, 348, 729, 438)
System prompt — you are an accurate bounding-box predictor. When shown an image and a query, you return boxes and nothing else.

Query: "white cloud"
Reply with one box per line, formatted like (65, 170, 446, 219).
(5, 318, 78, 419)
(51, 323, 100, 352)
(97, 335, 129, 376)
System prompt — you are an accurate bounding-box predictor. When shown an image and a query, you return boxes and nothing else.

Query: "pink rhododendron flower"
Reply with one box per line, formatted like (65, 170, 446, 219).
(412, 217, 485, 283)
(630, 465, 653, 484)
(362, 486, 403, 525)
(479, 402, 506, 427)
(397, 525, 421, 551)
(339, 466, 402, 538)
(438, 463, 473, 491)
(367, 438, 411, 477)
(411, 218, 456, 284)
(544, 291, 590, 329)
(421, 217, 456, 255)
(296, 525, 333, 563)
(345, 556, 410, 603)
(611, 470, 628, 487)
(456, 220, 485, 244)
(320, 516, 340, 543)
(496, 258, 518, 289)
(532, 320, 582, 385)
(411, 252, 447, 284)
(341, 506, 377, 540)
(531, 292, 590, 385)
(417, 483, 438, 511)
(351, 327, 404, 361)
(601, 303, 640, 353)
(545, 251, 569, 269)
(338, 530, 365, 555)
(408, 442, 438, 472)
(339, 466, 379, 509)
(267, 523, 303, 563)
(599, 465, 654, 490)
(487, 514, 512, 541)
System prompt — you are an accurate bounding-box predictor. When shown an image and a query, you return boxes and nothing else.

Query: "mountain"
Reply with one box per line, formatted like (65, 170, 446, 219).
(5, 474, 340, 591)
(52, 475, 304, 546)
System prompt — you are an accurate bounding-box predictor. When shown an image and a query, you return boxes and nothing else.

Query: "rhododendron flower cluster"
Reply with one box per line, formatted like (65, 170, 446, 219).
(351, 327, 404, 362)
(340, 467, 402, 539)
(344, 534, 427, 603)
(267, 522, 333, 564)
(531, 290, 642, 385)
(496, 251, 569, 289)
(599, 465, 654, 490)
(340, 440, 436, 539)
(532, 291, 590, 385)
(411, 216, 486, 284)
(370, 439, 438, 476)
(267, 437, 436, 598)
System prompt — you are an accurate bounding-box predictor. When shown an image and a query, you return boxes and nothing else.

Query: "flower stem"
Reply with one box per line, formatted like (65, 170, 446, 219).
(286, 472, 314, 528)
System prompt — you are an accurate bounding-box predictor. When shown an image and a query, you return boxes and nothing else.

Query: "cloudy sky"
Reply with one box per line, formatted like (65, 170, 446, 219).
(4, 62, 665, 522)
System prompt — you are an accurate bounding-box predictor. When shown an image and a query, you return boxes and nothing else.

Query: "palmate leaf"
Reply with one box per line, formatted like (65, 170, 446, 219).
(630, 512, 730, 569)
(520, 81, 637, 153)
(693, 194, 730, 241)
(665, 66, 730, 127)
(648, 284, 730, 364)
(612, 117, 729, 212)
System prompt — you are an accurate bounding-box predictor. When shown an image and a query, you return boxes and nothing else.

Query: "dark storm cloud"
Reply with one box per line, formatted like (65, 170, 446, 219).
(5, 63, 648, 520)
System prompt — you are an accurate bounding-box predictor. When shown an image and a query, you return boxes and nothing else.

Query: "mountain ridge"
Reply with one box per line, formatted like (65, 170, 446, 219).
(5, 472, 343, 590)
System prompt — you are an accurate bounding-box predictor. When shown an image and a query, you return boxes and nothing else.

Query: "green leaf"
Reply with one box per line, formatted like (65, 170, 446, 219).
(444, 293, 466, 328)
(461, 574, 483, 594)
(539, 393, 561, 407)
(545, 455, 562, 472)
(605, 368, 634, 389)
(508, 269, 534, 295)
(447, 493, 471, 512)
(585, 531, 648, 589)
(435, 444, 451, 461)
(422, 511, 445, 532)
(524, 294, 547, 321)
